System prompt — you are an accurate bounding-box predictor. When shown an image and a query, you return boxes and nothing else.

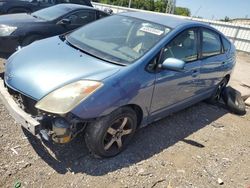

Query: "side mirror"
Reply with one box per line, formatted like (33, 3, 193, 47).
(57, 19, 71, 25)
(160, 58, 185, 72)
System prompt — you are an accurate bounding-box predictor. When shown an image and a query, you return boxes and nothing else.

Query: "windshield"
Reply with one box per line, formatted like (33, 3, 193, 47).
(31, 5, 72, 21)
(67, 15, 170, 64)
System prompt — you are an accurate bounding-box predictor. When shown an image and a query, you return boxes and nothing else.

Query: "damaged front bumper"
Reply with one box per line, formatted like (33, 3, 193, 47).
(0, 77, 40, 135)
(0, 76, 87, 143)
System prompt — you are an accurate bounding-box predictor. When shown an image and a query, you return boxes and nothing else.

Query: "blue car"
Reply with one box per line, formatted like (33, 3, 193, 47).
(0, 12, 236, 157)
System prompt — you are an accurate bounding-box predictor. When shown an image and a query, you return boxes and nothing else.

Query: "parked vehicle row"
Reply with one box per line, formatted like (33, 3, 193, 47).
(0, 0, 92, 15)
(0, 6, 237, 157)
(0, 4, 109, 54)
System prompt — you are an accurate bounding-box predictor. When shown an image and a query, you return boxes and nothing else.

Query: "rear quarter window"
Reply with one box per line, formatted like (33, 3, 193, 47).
(222, 37, 231, 53)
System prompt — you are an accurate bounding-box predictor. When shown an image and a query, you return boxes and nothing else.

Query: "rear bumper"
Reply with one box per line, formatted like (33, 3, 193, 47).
(0, 36, 20, 54)
(0, 77, 40, 135)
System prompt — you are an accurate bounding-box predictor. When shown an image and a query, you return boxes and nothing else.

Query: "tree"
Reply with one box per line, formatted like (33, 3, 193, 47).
(224, 16, 230, 22)
(99, 0, 168, 13)
(154, 0, 167, 13)
(219, 16, 230, 22)
(174, 7, 191, 17)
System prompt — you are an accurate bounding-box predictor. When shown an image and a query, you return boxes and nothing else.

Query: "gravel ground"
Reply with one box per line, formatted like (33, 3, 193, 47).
(0, 55, 250, 188)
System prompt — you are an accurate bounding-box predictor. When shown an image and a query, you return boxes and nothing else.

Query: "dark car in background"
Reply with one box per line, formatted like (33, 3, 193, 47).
(0, 4, 109, 55)
(0, 0, 92, 14)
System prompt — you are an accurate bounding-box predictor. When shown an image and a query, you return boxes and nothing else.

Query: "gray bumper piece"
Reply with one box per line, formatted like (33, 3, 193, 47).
(0, 77, 40, 135)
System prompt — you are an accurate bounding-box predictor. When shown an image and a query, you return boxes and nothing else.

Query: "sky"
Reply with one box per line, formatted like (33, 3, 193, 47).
(176, 0, 250, 20)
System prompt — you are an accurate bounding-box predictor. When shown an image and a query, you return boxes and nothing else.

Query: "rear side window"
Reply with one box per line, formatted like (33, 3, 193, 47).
(222, 37, 231, 53)
(202, 29, 222, 57)
(161, 29, 198, 62)
(66, 11, 95, 25)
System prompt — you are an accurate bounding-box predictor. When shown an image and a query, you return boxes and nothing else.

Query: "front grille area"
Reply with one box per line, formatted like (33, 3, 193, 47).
(7, 86, 39, 116)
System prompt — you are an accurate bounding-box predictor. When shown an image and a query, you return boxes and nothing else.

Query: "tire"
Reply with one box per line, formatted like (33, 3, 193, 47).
(222, 86, 246, 115)
(206, 77, 229, 104)
(8, 8, 30, 14)
(22, 35, 41, 47)
(85, 107, 137, 158)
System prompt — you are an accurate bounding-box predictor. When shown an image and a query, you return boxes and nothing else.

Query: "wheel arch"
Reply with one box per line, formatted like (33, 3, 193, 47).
(126, 104, 143, 128)
(107, 104, 144, 128)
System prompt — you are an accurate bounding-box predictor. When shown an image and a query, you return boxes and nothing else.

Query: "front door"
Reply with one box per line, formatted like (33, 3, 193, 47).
(150, 28, 202, 118)
(62, 10, 96, 31)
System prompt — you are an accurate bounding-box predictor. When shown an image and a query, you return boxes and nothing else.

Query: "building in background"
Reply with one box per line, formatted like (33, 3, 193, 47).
(230, 18, 250, 25)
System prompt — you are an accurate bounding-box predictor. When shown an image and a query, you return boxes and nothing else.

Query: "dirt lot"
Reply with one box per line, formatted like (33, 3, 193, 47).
(0, 54, 250, 188)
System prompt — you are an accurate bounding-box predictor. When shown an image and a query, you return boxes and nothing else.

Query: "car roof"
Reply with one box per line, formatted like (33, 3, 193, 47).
(53, 3, 96, 11)
(119, 11, 206, 28)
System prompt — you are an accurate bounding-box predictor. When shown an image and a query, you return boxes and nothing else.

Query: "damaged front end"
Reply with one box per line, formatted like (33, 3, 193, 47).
(0, 77, 87, 144)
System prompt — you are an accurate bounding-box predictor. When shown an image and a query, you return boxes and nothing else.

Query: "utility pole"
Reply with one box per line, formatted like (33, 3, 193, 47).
(128, 0, 132, 8)
(166, 0, 176, 14)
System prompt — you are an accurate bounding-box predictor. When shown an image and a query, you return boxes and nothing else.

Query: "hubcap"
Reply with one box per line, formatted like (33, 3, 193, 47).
(104, 117, 133, 151)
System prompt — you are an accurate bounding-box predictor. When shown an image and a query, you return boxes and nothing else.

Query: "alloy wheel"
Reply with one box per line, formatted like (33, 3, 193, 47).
(103, 117, 133, 151)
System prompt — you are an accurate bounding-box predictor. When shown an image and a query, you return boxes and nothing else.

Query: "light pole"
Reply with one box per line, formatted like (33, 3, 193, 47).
(166, 0, 176, 14)
(128, 0, 132, 8)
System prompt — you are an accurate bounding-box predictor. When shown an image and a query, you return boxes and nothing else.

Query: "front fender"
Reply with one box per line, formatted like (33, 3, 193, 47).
(71, 66, 155, 123)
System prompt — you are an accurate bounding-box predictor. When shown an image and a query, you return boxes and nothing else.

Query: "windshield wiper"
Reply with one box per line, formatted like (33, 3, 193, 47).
(65, 37, 126, 66)
(59, 34, 66, 41)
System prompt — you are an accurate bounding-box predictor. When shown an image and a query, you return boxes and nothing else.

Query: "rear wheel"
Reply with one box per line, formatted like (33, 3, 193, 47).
(206, 77, 228, 104)
(222, 86, 246, 115)
(84, 107, 137, 158)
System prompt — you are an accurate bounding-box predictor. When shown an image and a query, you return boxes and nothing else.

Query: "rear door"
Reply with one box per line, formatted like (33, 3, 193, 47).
(150, 28, 202, 117)
(199, 28, 227, 93)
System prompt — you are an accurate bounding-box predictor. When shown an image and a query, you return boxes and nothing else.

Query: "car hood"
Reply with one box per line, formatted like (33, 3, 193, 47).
(5, 36, 121, 100)
(0, 13, 44, 26)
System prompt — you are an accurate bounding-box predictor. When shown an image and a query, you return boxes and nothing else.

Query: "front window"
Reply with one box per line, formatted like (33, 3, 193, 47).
(65, 11, 95, 25)
(31, 5, 72, 21)
(67, 15, 170, 65)
(161, 29, 198, 62)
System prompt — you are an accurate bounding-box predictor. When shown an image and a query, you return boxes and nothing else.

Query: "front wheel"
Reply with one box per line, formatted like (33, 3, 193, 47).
(84, 107, 137, 158)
